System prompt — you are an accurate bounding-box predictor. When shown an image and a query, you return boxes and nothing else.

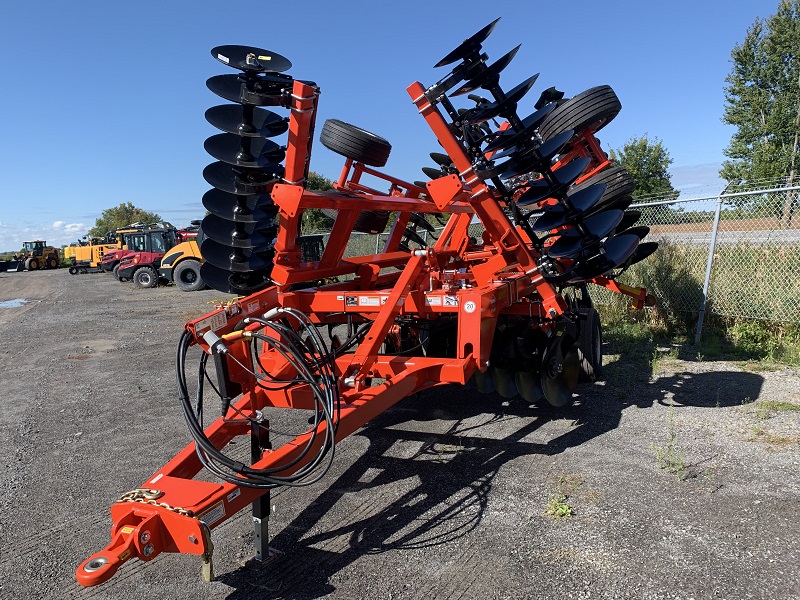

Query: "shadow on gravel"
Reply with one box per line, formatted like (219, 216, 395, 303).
(218, 339, 764, 599)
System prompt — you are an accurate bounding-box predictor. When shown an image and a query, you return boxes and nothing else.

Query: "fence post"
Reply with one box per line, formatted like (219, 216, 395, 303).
(694, 192, 726, 345)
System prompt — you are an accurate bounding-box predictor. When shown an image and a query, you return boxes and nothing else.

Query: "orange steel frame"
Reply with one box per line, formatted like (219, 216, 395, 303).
(77, 79, 648, 586)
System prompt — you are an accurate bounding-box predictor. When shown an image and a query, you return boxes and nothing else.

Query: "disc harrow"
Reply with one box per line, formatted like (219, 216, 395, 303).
(77, 20, 658, 588)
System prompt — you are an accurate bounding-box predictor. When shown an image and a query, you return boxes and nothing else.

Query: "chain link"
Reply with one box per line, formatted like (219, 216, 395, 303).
(116, 488, 194, 517)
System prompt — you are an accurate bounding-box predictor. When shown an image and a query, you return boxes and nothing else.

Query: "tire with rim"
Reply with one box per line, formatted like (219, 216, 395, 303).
(576, 308, 602, 382)
(68, 266, 79, 275)
(47, 257, 58, 269)
(539, 85, 621, 142)
(174, 260, 206, 292)
(320, 119, 392, 167)
(132, 266, 158, 289)
(112, 263, 123, 281)
(26, 257, 39, 271)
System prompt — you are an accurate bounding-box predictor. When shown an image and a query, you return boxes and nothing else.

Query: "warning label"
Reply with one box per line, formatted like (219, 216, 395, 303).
(359, 296, 381, 307)
(200, 501, 226, 526)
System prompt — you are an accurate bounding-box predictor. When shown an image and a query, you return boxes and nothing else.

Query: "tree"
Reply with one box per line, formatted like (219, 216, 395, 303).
(721, 0, 800, 223)
(302, 172, 335, 232)
(88, 202, 162, 237)
(610, 134, 677, 200)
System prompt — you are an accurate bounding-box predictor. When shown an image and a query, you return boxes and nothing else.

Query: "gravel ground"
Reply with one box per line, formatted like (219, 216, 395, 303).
(0, 269, 798, 600)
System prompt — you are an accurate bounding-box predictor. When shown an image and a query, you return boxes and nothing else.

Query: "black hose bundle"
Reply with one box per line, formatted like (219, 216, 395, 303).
(176, 307, 347, 489)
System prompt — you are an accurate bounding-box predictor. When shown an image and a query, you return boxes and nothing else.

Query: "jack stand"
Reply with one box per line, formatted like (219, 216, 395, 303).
(249, 417, 281, 566)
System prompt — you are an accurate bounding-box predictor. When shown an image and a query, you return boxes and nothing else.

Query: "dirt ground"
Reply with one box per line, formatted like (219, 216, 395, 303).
(0, 269, 798, 600)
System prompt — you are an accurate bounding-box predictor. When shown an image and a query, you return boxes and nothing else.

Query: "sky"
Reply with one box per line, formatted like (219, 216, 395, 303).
(0, 0, 783, 250)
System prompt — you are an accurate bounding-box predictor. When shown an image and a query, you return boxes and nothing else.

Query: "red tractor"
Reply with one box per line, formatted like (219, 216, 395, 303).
(78, 24, 657, 587)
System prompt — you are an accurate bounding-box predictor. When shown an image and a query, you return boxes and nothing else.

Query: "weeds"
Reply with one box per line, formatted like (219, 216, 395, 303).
(651, 403, 688, 480)
(544, 474, 582, 519)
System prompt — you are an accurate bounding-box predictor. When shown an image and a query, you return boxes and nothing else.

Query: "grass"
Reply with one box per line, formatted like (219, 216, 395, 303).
(650, 403, 689, 480)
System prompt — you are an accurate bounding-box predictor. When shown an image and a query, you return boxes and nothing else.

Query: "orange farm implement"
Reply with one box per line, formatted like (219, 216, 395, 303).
(77, 20, 657, 587)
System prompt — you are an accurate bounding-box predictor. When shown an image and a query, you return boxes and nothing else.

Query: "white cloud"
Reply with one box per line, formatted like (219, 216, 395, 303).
(52, 220, 65, 229)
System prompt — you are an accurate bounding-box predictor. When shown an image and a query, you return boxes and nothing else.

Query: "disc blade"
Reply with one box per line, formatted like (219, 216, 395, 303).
(422, 166, 443, 179)
(206, 74, 291, 107)
(613, 210, 641, 234)
(202, 188, 278, 224)
(515, 370, 544, 404)
(451, 45, 521, 96)
(517, 157, 592, 206)
(529, 184, 608, 232)
(204, 133, 285, 169)
(484, 103, 558, 154)
(203, 161, 283, 195)
(541, 332, 580, 407)
(616, 225, 650, 240)
(471, 368, 496, 394)
(568, 233, 641, 281)
(429, 152, 452, 167)
(434, 18, 501, 67)
(211, 45, 292, 73)
(467, 74, 540, 124)
(200, 262, 273, 295)
(201, 213, 277, 249)
(546, 209, 624, 257)
(490, 367, 519, 399)
(200, 237, 274, 273)
(205, 104, 289, 138)
(621, 241, 659, 268)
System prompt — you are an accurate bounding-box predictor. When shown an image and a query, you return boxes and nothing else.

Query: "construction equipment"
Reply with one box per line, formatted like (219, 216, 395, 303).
(64, 234, 124, 274)
(158, 238, 206, 291)
(100, 223, 180, 278)
(15, 240, 60, 271)
(77, 25, 658, 587)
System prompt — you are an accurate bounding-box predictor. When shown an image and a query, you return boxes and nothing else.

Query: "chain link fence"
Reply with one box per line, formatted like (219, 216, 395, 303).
(308, 182, 800, 337)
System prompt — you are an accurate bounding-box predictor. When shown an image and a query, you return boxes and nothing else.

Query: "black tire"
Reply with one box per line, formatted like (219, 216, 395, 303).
(571, 165, 635, 212)
(539, 85, 621, 142)
(320, 119, 392, 167)
(112, 263, 122, 281)
(577, 308, 602, 382)
(174, 260, 206, 292)
(47, 257, 58, 269)
(68, 266, 79, 275)
(26, 257, 39, 271)
(132, 266, 158, 289)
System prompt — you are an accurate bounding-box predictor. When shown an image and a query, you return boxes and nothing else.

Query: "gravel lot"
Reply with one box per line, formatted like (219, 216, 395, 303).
(0, 269, 798, 600)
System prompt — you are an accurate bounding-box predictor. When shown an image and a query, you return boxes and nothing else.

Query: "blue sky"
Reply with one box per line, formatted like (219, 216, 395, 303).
(0, 0, 782, 250)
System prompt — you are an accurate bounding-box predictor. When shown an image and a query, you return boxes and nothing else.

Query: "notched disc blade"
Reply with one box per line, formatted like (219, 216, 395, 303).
(205, 104, 289, 138)
(451, 45, 521, 96)
(203, 161, 283, 195)
(204, 133, 285, 169)
(200, 237, 274, 273)
(200, 262, 272, 295)
(201, 213, 276, 249)
(434, 18, 501, 68)
(211, 45, 292, 73)
(202, 188, 278, 223)
(206, 74, 291, 107)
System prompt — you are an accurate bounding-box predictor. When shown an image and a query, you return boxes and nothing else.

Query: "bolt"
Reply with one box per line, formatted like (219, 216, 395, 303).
(139, 530, 151, 544)
(142, 543, 155, 557)
(188, 535, 197, 544)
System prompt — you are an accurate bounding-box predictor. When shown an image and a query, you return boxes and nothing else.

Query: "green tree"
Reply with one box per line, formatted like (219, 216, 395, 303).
(88, 202, 162, 237)
(610, 134, 678, 200)
(302, 171, 335, 232)
(721, 0, 800, 223)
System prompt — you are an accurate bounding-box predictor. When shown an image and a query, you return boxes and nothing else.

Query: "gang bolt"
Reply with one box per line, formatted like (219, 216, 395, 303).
(142, 543, 155, 557)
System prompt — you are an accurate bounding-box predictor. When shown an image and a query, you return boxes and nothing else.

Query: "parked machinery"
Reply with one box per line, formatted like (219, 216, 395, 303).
(77, 22, 657, 587)
(14, 240, 60, 271)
